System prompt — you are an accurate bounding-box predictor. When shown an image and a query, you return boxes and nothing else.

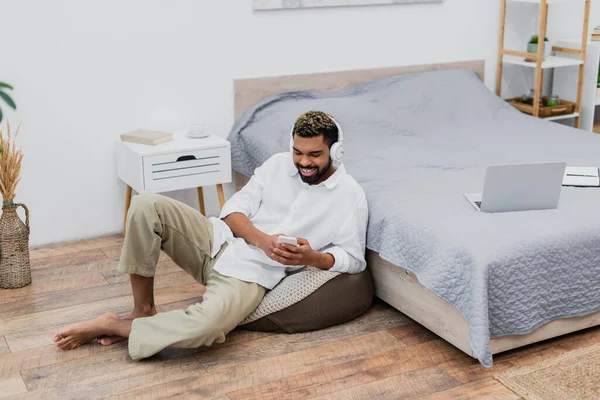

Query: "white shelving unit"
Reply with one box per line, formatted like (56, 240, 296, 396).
(496, 0, 591, 126)
(554, 40, 600, 132)
(503, 55, 584, 69)
(508, 0, 585, 3)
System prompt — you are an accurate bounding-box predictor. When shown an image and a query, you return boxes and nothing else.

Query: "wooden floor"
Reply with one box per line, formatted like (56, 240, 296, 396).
(1, 235, 599, 399)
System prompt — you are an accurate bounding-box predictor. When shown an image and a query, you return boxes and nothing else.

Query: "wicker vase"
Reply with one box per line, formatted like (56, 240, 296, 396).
(0, 201, 31, 289)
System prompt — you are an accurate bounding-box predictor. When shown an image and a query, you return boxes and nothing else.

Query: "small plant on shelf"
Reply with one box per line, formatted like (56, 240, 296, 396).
(529, 35, 548, 44)
(520, 89, 543, 107)
(527, 35, 550, 61)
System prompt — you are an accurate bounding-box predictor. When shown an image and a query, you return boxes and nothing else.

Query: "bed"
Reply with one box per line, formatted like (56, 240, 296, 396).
(228, 60, 600, 368)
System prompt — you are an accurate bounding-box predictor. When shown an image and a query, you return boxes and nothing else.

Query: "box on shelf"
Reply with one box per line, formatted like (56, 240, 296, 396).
(592, 26, 600, 41)
(506, 97, 576, 118)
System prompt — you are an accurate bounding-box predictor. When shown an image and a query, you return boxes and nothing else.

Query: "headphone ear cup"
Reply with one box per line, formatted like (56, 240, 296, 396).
(329, 117, 344, 163)
(330, 142, 344, 162)
(337, 144, 344, 161)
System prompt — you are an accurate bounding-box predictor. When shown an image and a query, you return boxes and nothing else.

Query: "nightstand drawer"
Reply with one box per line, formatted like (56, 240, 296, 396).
(143, 146, 231, 191)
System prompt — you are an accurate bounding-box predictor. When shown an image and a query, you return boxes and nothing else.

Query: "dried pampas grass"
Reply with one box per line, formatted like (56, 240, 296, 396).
(0, 120, 24, 204)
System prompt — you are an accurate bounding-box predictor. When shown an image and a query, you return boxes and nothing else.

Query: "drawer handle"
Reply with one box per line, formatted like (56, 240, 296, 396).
(177, 155, 197, 162)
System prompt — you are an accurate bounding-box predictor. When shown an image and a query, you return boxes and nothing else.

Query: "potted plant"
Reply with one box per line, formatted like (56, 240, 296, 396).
(0, 120, 30, 289)
(0, 82, 30, 288)
(527, 35, 551, 60)
(0, 82, 17, 125)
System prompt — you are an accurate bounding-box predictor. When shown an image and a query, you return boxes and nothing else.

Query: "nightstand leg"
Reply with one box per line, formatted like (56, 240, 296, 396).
(216, 184, 225, 209)
(197, 187, 206, 215)
(123, 184, 133, 237)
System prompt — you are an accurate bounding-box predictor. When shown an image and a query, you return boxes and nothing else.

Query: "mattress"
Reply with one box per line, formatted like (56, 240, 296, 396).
(226, 68, 600, 367)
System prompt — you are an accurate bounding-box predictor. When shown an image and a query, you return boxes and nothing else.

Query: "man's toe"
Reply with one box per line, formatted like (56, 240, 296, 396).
(57, 337, 70, 349)
(98, 335, 123, 346)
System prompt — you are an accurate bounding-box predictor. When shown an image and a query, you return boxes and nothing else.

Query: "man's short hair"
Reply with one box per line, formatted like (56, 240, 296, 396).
(292, 111, 339, 147)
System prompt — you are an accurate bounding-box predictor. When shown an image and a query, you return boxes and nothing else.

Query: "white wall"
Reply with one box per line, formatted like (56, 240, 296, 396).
(549, 1, 598, 40)
(0, 0, 597, 247)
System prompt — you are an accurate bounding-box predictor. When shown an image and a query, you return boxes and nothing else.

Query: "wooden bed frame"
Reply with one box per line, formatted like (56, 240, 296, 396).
(232, 60, 600, 359)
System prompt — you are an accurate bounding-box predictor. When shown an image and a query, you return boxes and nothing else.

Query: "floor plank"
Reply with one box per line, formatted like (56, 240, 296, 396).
(165, 395, 230, 400)
(29, 235, 123, 260)
(20, 351, 205, 399)
(0, 374, 28, 398)
(419, 378, 520, 400)
(0, 298, 204, 378)
(29, 257, 181, 284)
(100, 244, 171, 263)
(0, 337, 9, 355)
(148, 395, 230, 400)
(309, 366, 460, 400)
(0, 341, 126, 378)
(2, 284, 203, 352)
(30, 258, 121, 283)
(109, 331, 405, 400)
(0, 273, 109, 306)
(31, 249, 107, 270)
(196, 302, 409, 372)
(0, 270, 199, 320)
(99, 244, 123, 259)
(387, 320, 440, 346)
(111, 389, 229, 400)
(438, 326, 600, 384)
(219, 329, 274, 347)
(226, 339, 463, 400)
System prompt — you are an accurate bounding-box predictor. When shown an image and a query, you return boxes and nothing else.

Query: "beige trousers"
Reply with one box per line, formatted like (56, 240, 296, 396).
(118, 192, 266, 360)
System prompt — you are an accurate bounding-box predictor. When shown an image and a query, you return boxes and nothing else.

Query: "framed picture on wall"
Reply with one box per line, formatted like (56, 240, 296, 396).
(253, 0, 443, 10)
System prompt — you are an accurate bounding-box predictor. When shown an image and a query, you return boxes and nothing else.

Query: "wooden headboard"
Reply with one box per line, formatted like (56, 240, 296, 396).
(232, 59, 485, 189)
(233, 60, 485, 118)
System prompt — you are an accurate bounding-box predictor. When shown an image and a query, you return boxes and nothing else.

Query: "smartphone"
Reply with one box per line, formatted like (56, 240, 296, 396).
(278, 236, 298, 246)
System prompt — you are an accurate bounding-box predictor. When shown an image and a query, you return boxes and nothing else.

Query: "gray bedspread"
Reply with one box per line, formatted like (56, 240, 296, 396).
(226, 68, 600, 367)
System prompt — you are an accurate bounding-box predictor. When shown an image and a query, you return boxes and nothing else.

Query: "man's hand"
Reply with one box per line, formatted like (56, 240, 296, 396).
(271, 238, 334, 270)
(256, 233, 286, 260)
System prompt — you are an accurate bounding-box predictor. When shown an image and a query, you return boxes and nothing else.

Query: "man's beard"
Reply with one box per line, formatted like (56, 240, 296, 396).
(296, 161, 331, 184)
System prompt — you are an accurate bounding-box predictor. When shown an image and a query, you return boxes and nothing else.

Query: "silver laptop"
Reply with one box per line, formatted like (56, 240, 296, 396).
(464, 162, 566, 213)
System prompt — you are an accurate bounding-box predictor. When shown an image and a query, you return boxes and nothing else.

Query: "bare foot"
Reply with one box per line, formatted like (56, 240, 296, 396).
(97, 307, 157, 346)
(54, 312, 120, 351)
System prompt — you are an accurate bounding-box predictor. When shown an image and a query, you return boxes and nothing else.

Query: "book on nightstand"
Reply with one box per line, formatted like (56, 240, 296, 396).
(120, 129, 173, 145)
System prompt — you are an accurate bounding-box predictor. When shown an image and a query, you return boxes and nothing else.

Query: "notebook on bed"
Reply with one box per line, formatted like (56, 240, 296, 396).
(562, 166, 600, 187)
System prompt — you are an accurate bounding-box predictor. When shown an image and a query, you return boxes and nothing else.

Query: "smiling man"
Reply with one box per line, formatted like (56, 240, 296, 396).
(52, 110, 369, 360)
(292, 111, 338, 184)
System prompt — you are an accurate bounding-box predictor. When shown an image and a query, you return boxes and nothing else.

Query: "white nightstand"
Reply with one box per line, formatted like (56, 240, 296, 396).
(116, 131, 232, 235)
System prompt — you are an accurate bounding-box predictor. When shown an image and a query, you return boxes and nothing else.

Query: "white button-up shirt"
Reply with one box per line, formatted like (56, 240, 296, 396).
(208, 152, 369, 289)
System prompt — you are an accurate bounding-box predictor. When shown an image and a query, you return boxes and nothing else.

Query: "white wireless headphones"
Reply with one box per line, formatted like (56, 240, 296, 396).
(289, 114, 345, 163)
